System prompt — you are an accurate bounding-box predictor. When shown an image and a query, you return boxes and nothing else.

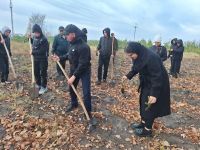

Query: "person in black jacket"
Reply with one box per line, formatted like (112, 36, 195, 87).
(0, 26, 11, 84)
(52, 26, 69, 77)
(150, 36, 167, 62)
(122, 42, 170, 137)
(81, 28, 87, 43)
(52, 24, 92, 117)
(171, 39, 184, 78)
(30, 24, 49, 94)
(96, 28, 112, 85)
(168, 38, 177, 74)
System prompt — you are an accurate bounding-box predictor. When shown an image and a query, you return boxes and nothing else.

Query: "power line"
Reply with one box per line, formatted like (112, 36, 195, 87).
(10, 0, 14, 36)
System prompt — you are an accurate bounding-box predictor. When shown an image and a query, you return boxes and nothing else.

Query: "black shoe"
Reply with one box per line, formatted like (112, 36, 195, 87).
(130, 122, 144, 130)
(96, 81, 101, 85)
(173, 73, 178, 78)
(103, 79, 107, 83)
(65, 104, 78, 112)
(134, 128, 152, 137)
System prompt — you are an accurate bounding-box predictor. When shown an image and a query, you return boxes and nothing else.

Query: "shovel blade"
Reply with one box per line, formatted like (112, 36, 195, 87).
(29, 84, 39, 99)
(15, 81, 24, 92)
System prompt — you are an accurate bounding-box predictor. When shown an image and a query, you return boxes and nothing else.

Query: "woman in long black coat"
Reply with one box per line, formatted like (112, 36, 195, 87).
(122, 42, 171, 137)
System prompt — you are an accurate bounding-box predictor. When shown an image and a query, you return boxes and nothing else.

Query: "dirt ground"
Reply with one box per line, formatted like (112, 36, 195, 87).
(0, 42, 200, 150)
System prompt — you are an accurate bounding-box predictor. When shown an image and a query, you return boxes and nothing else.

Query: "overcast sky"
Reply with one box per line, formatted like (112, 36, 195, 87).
(0, 0, 200, 42)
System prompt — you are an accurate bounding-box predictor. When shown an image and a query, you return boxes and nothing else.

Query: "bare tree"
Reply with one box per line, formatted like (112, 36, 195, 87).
(26, 13, 46, 35)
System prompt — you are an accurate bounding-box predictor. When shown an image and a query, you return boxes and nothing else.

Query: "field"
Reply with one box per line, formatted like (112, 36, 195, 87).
(0, 40, 200, 149)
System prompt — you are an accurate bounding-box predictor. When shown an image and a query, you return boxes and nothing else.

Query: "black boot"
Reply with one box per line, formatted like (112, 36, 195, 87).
(130, 122, 144, 130)
(134, 128, 152, 137)
(95, 80, 101, 85)
(65, 104, 78, 112)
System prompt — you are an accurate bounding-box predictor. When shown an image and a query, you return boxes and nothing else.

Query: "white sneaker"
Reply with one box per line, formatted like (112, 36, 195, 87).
(5, 81, 11, 84)
(39, 87, 48, 95)
(0, 82, 6, 85)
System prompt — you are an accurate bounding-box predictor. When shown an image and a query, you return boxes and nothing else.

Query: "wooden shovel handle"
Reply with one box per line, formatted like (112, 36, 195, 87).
(0, 33, 17, 78)
(56, 61, 90, 121)
(28, 37, 36, 83)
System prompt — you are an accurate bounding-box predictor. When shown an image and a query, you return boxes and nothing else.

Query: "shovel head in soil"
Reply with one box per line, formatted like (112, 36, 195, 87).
(15, 81, 24, 92)
(29, 83, 39, 99)
(109, 79, 116, 87)
(87, 117, 98, 133)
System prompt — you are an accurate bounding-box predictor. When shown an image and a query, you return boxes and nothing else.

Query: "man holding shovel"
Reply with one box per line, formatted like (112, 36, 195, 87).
(52, 24, 92, 118)
(0, 27, 12, 84)
(29, 24, 49, 95)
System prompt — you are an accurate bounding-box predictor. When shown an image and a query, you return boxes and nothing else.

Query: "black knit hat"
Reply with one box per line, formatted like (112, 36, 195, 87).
(59, 26, 64, 31)
(64, 24, 79, 35)
(32, 24, 42, 34)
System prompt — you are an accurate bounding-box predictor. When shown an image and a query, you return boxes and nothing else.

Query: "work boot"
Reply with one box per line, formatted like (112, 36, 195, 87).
(39, 87, 48, 95)
(130, 122, 144, 130)
(65, 103, 78, 112)
(95, 80, 101, 85)
(134, 127, 152, 137)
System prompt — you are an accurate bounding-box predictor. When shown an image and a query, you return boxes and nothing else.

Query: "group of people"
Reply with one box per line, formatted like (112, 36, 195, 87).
(1, 23, 185, 137)
(150, 35, 184, 78)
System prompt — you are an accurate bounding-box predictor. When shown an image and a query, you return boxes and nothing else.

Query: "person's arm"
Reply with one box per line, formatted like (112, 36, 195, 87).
(73, 45, 90, 78)
(51, 36, 57, 55)
(160, 47, 167, 61)
(147, 57, 162, 99)
(97, 37, 102, 51)
(126, 61, 139, 80)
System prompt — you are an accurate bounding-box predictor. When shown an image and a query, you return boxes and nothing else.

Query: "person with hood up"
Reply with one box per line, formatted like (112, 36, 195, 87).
(168, 38, 177, 74)
(52, 24, 92, 118)
(29, 24, 49, 94)
(81, 28, 87, 43)
(96, 27, 115, 85)
(150, 35, 167, 62)
(171, 39, 184, 78)
(0, 26, 12, 84)
(122, 42, 171, 137)
(52, 26, 69, 78)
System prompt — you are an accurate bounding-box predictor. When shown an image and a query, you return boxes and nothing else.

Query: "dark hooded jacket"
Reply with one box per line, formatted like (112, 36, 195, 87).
(51, 34, 69, 56)
(172, 39, 184, 61)
(31, 24, 49, 61)
(125, 42, 171, 119)
(81, 28, 87, 43)
(60, 24, 91, 78)
(0, 27, 11, 57)
(150, 45, 167, 61)
(168, 38, 177, 58)
(97, 28, 113, 56)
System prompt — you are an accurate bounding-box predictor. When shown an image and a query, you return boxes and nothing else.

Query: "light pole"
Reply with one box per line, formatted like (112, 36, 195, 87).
(133, 24, 137, 41)
(10, 0, 14, 36)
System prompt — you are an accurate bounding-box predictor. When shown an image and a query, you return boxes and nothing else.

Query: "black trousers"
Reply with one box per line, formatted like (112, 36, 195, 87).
(34, 60, 48, 88)
(171, 58, 182, 75)
(0, 56, 9, 82)
(69, 68, 91, 113)
(56, 60, 66, 76)
(98, 54, 111, 81)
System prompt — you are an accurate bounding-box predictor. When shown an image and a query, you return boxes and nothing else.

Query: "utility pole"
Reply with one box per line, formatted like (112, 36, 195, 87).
(10, 0, 14, 36)
(133, 24, 137, 41)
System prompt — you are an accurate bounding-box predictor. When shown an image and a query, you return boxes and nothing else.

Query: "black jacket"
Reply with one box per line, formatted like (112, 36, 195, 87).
(0, 34, 11, 57)
(31, 24, 49, 61)
(172, 39, 184, 61)
(97, 28, 114, 56)
(52, 34, 69, 56)
(168, 38, 178, 58)
(150, 45, 167, 61)
(60, 25, 91, 78)
(126, 42, 170, 119)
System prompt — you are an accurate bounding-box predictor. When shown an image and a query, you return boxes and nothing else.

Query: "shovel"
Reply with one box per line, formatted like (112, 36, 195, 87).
(109, 36, 116, 87)
(0, 32, 23, 91)
(56, 60, 97, 132)
(28, 37, 39, 99)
